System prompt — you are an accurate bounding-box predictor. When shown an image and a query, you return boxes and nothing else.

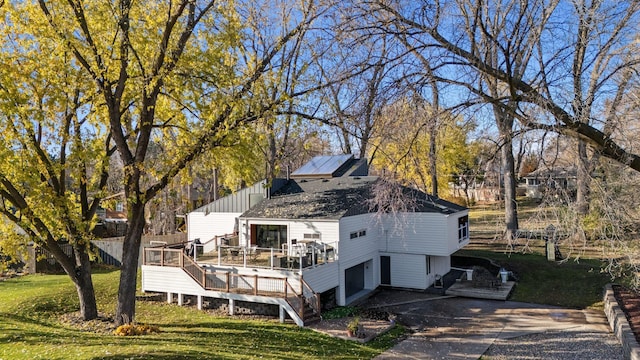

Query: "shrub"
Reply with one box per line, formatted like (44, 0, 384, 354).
(347, 317, 359, 334)
(321, 306, 358, 320)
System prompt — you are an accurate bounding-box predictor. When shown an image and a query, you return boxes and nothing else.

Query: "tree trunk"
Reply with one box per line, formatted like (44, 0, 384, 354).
(115, 202, 146, 325)
(576, 141, 591, 215)
(429, 124, 438, 197)
(502, 138, 519, 241)
(74, 250, 98, 320)
(266, 130, 277, 181)
(44, 239, 99, 321)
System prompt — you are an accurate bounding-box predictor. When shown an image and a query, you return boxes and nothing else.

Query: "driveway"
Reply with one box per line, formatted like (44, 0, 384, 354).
(362, 290, 622, 359)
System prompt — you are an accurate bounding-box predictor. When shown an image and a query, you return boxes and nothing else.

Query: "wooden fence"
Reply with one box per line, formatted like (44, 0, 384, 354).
(30, 233, 187, 271)
(93, 233, 187, 267)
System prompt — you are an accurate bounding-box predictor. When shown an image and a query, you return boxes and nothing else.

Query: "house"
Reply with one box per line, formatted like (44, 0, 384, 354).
(141, 155, 469, 326)
(522, 166, 577, 200)
(94, 192, 128, 237)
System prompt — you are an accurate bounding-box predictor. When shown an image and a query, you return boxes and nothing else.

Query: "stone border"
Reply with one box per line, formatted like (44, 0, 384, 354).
(604, 284, 640, 360)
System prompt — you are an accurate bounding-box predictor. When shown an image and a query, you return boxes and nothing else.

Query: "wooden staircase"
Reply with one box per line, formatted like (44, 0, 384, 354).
(302, 301, 321, 326)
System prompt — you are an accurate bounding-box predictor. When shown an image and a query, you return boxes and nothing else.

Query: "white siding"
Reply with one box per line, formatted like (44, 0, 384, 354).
(376, 213, 446, 255)
(383, 253, 427, 289)
(187, 212, 240, 244)
(337, 214, 380, 305)
(431, 256, 451, 279)
(338, 214, 378, 265)
(142, 265, 207, 295)
(376, 212, 468, 256)
(288, 221, 339, 244)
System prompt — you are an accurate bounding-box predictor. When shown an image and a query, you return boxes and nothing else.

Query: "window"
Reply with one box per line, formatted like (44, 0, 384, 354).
(116, 202, 124, 212)
(458, 215, 469, 242)
(254, 224, 288, 249)
(303, 233, 321, 240)
(349, 229, 367, 239)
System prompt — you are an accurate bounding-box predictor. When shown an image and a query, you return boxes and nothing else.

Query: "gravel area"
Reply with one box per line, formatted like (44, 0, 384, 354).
(483, 328, 623, 360)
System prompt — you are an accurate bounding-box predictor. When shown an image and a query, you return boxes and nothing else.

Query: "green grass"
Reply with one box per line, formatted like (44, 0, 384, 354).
(0, 271, 401, 359)
(456, 249, 612, 309)
(465, 198, 622, 310)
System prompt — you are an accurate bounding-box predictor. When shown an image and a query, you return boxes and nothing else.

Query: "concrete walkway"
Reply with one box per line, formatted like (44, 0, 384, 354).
(363, 290, 622, 359)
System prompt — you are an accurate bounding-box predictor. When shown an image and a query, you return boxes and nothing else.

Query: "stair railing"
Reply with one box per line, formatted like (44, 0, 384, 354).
(300, 277, 320, 318)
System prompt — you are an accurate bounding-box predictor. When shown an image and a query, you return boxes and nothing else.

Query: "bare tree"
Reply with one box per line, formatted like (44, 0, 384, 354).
(315, 9, 401, 162)
(370, 0, 640, 243)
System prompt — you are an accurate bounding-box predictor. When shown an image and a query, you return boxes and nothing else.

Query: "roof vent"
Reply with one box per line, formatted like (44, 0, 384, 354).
(322, 179, 329, 182)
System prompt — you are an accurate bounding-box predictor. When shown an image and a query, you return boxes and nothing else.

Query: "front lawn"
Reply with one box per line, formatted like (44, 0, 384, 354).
(0, 271, 401, 359)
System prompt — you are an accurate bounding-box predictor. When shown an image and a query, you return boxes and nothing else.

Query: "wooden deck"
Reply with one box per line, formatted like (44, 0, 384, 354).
(445, 280, 515, 300)
(142, 246, 322, 326)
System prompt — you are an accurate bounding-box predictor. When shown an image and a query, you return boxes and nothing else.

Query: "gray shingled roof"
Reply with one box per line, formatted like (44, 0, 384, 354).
(524, 166, 577, 179)
(240, 176, 467, 220)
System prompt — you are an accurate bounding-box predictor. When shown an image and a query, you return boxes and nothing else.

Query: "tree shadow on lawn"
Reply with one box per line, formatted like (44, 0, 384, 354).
(0, 312, 105, 345)
(145, 320, 376, 358)
(0, 314, 376, 360)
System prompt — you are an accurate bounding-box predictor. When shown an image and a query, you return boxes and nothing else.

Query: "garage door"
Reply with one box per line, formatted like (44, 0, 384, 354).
(345, 263, 365, 298)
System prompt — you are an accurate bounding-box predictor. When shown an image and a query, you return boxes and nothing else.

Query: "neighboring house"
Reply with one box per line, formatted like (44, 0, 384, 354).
(141, 155, 469, 326)
(94, 192, 128, 237)
(522, 166, 577, 200)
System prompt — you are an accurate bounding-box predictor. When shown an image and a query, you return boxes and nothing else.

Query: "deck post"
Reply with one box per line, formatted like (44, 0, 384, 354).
(279, 305, 285, 323)
(177, 294, 183, 306)
(254, 275, 258, 296)
(161, 248, 165, 267)
(226, 272, 230, 292)
(217, 245, 221, 266)
(167, 292, 172, 304)
(270, 248, 274, 270)
(243, 247, 247, 268)
(229, 298, 235, 315)
(197, 295, 203, 310)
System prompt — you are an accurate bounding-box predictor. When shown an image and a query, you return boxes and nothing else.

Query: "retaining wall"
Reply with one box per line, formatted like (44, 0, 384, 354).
(604, 284, 640, 360)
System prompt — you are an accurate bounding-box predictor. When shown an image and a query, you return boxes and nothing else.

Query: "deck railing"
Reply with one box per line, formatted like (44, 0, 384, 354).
(177, 242, 337, 272)
(143, 246, 320, 320)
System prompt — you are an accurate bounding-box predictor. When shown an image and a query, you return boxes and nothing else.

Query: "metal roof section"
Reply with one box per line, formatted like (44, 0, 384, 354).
(192, 178, 287, 214)
(333, 158, 369, 177)
(290, 154, 355, 179)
